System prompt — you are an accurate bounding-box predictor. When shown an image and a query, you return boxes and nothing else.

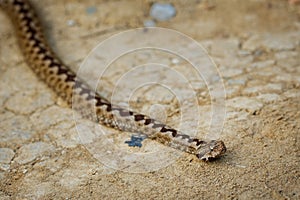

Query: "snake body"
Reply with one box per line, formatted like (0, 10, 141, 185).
(0, 0, 226, 161)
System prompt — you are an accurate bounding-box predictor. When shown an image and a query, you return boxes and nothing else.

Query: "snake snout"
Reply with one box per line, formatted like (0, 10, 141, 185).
(197, 140, 226, 161)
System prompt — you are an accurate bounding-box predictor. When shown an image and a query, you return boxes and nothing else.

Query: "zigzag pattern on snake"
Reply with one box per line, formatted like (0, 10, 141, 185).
(0, 0, 226, 161)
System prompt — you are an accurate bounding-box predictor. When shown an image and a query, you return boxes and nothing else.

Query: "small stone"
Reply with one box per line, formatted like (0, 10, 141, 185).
(5, 90, 53, 115)
(15, 142, 55, 164)
(227, 97, 263, 114)
(242, 35, 261, 51)
(210, 38, 240, 56)
(221, 68, 243, 78)
(251, 60, 275, 69)
(0, 148, 15, 164)
(243, 86, 261, 94)
(30, 106, 73, 130)
(275, 73, 298, 82)
(86, 6, 97, 15)
(226, 111, 249, 121)
(242, 33, 297, 52)
(171, 58, 180, 64)
(0, 115, 35, 145)
(262, 33, 297, 51)
(225, 86, 240, 97)
(253, 49, 264, 57)
(243, 83, 282, 94)
(275, 51, 298, 60)
(0, 164, 10, 171)
(227, 79, 246, 86)
(150, 3, 176, 21)
(46, 126, 80, 148)
(238, 50, 252, 57)
(143, 19, 156, 27)
(264, 83, 283, 92)
(67, 19, 76, 27)
(283, 89, 300, 99)
(256, 93, 281, 103)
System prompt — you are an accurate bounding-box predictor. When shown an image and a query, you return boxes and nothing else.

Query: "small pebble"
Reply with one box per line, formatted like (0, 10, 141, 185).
(0, 148, 15, 164)
(253, 49, 263, 57)
(150, 3, 176, 21)
(0, 164, 10, 171)
(67, 19, 76, 27)
(227, 79, 246, 85)
(86, 6, 97, 15)
(171, 58, 180, 64)
(238, 50, 251, 57)
(144, 19, 156, 27)
(14, 142, 55, 164)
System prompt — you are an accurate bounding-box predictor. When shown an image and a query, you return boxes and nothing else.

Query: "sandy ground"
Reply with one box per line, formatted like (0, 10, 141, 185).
(0, 0, 299, 199)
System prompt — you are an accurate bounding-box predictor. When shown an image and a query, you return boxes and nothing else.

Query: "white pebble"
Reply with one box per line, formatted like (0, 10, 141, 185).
(150, 3, 176, 21)
(67, 19, 76, 27)
(171, 58, 180, 64)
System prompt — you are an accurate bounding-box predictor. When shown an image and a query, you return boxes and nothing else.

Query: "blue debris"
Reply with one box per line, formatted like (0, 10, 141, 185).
(150, 3, 176, 21)
(86, 6, 97, 15)
(125, 135, 146, 148)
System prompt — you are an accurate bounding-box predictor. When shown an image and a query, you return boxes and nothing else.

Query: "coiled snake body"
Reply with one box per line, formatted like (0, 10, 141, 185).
(0, 0, 226, 161)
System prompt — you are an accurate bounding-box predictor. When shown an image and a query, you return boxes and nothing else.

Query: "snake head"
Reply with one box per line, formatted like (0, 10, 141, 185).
(0, 0, 15, 10)
(196, 140, 226, 161)
(0, 0, 9, 7)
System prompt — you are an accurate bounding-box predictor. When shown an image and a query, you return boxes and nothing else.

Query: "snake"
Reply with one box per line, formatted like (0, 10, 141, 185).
(0, 0, 226, 161)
